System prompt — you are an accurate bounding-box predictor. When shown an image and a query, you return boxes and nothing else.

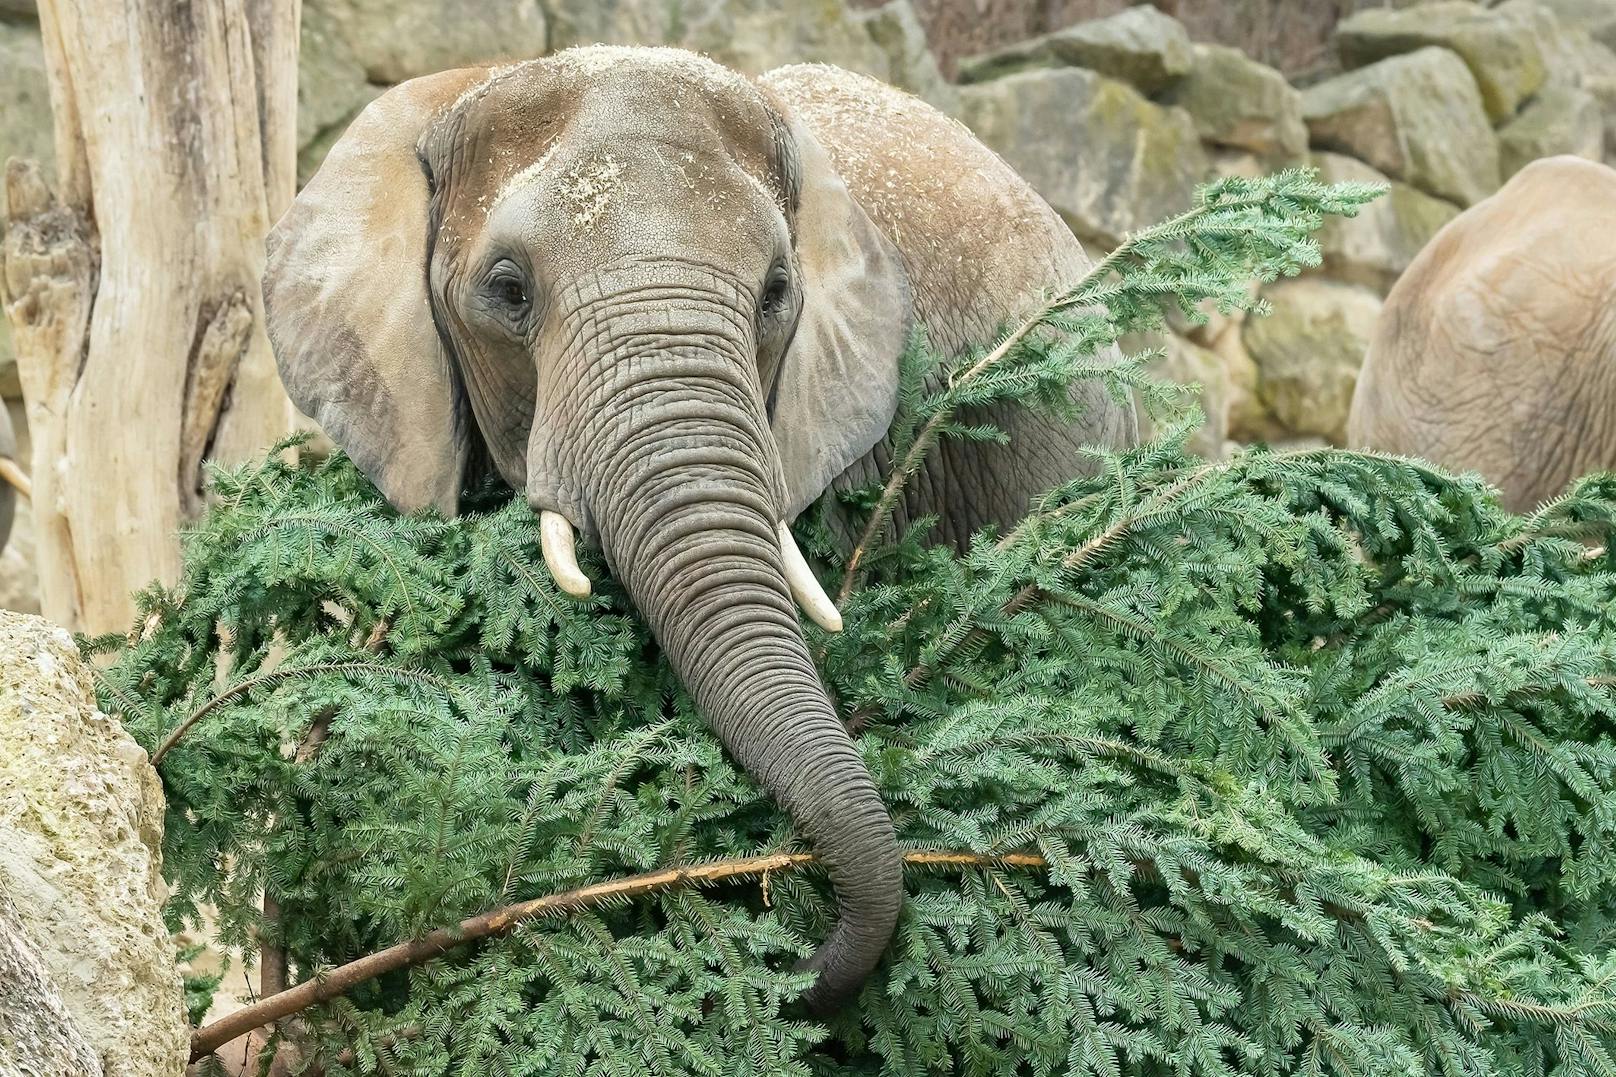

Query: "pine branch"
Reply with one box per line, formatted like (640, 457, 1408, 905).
(835, 229, 1161, 604)
(149, 661, 454, 764)
(190, 849, 1047, 1061)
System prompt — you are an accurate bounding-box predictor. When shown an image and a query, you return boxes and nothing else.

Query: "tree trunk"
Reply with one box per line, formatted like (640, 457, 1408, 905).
(0, 0, 299, 635)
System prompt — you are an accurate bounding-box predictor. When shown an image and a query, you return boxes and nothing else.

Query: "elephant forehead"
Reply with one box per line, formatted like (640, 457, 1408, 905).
(438, 64, 788, 257)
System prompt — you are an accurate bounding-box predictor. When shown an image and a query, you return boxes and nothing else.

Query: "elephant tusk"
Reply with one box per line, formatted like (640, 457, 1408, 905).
(540, 511, 593, 598)
(776, 521, 843, 633)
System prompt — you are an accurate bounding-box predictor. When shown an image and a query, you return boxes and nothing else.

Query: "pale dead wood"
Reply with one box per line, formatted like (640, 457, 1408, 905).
(0, 0, 300, 634)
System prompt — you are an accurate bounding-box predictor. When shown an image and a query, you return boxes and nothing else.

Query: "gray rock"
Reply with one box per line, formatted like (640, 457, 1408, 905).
(1310, 152, 1461, 292)
(1302, 47, 1500, 206)
(1162, 43, 1306, 159)
(956, 5, 1193, 95)
(1532, 0, 1616, 51)
(0, 891, 104, 1077)
(0, 21, 52, 178)
(0, 0, 37, 18)
(1335, 1, 1548, 122)
(1516, 0, 1616, 163)
(1243, 278, 1382, 443)
(961, 67, 1208, 250)
(1498, 82, 1605, 176)
(309, 0, 547, 86)
(543, 0, 954, 108)
(0, 613, 188, 1077)
(855, 0, 960, 113)
(297, 1, 378, 156)
(0, 23, 49, 384)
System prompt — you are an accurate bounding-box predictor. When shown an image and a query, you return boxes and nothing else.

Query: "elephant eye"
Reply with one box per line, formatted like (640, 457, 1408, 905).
(499, 277, 528, 308)
(484, 259, 531, 315)
(759, 265, 790, 318)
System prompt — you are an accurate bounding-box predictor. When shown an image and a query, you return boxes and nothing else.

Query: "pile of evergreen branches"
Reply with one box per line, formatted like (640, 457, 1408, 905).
(96, 172, 1616, 1076)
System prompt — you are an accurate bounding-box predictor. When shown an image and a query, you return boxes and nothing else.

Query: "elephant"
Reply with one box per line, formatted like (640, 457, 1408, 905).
(1347, 155, 1616, 512)
(262, 46, 1136, 1010)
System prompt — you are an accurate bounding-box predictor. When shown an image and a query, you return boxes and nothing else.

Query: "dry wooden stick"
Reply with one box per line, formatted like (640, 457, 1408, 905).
(0, 456, 31, 499)
(190, 849, 1046, 1061)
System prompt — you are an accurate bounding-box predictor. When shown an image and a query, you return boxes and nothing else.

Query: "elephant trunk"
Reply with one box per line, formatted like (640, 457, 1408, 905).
(554, 320, 903, 1012)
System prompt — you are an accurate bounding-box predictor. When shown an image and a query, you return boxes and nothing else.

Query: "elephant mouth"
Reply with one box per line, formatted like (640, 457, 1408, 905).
(536, 508, 843, 632)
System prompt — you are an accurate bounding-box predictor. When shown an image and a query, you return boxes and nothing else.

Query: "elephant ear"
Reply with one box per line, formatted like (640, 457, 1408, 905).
(263, 66, 493, 515)
(770, 115, 912, 519)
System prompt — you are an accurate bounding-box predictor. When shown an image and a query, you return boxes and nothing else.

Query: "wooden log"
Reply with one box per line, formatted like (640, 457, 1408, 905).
(0, 0, 299, 634)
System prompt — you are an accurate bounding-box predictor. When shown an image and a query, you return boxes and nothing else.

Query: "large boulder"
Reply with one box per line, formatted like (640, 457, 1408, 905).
(1302, 47, 1500, 206)
(0, 613, 188, 1077)
(0, 20, 51, 177)
(1310, 152, 1461, 292)
(1162, 43, 1306, 160)
(961, 67, 1208, 249)
(0, 890, 105, 1077)
(1513, 0, 1616, 163)
(544, 0, 954, 107)
(0, 21, 52, 382)
(296, 1, 380, 168)
(1533, 0, 1616, 51)
(955, 5, 1193, 94)
(850, 0, 960, 113)
(1334, 1, 1548, 122)
(1242, 278, 1381, 444)
(306, 0, 547, 86)
(1498, 82, 1605, 176)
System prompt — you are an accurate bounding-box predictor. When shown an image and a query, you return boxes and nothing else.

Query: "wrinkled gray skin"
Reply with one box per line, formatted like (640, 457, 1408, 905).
(1349, 156, 1616, 511)
(263, 47, 1135, 1011)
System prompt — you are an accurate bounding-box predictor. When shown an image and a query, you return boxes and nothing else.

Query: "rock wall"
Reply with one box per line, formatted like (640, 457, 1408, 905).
(0, 611, 189, 1077)
(1, 0, 1614, 605)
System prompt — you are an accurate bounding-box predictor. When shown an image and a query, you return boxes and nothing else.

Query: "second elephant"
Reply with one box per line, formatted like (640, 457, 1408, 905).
(1348, 156, 1616, 511)
(264, 47, 1136, 1010)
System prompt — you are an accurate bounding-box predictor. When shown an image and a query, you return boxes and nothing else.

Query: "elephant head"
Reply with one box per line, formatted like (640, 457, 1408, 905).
(262, 48, 915, 1010)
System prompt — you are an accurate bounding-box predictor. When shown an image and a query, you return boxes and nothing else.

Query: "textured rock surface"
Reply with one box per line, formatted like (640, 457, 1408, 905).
(297, 1, 381, 167)
(0, 889, 105, 1077)
(0, 613, 187, 1077)
(855, 0, 961, 112)
(310, 0, 547, 85)
(1499, 82, 1605, 176)
(1311, 152, 1461, 292)
(1522, 0, 1616, 161)
(1534, 0, 1616, 50)
(1334, 0, 1547, 121)
(956, 5, 1193, 93)
(0, 19, 52, 381)
(1243, 279, 1381, 442)
(1163, 43, 1306, 159)
(545, 0, 953, 105)
(1302, 47, 1500, 206)
(961, 67, 1208, 248)
(0, 20, 52, 176)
